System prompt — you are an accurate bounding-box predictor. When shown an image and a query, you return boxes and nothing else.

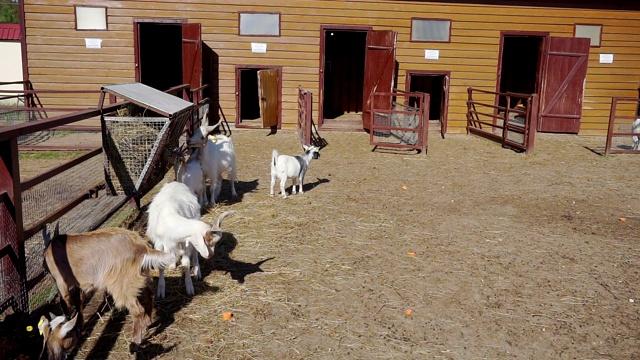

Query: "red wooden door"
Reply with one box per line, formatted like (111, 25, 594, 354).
(538, 37, 590, 133)
(182, 23, 202, 94)
(362, 30, 397, 131)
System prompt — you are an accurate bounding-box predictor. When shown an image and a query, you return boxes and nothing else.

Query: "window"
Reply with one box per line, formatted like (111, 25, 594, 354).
(411, 18, 451, 42)
(239, 12, 280, 36)
(574, 24, 602, 47)
(75, 6, 107, 30)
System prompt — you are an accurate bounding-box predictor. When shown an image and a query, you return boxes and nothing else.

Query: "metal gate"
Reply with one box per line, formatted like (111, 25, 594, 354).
(466, 87, 539, 154)
(297, 86, 326, 148)
(605, 97, 640, 154)
(370, 91, 429, 154)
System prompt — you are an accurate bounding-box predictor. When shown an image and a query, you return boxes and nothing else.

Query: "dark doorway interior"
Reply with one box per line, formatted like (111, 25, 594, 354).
(239, 68, 261, 121)
(409, 74, 445, 121)
(322, 30, 367, 121)
(138, 23, 182, 91)
(498, 35, 543, 109)
(237, 67, 280, 129)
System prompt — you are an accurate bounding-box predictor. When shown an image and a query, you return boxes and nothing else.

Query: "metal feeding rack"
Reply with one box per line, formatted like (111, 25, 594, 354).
(99, 83, 194, 200)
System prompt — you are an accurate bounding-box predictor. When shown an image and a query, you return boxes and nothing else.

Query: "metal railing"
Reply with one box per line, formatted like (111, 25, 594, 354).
(466, 87, 538, 154)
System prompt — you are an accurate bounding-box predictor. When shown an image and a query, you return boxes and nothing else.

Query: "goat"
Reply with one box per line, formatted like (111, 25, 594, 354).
(146, 181, 234, 299)
(187, 123, 238, 206)
(270, 144, 321, 198)
(174, 147, 207, 207)
(632, 118, 640, 150)
(37, 312, 80, 360)
(42, 225, 175, 353)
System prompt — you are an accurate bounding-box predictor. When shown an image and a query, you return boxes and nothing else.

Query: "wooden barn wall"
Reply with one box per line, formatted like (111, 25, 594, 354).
(23, 0, 640, 134)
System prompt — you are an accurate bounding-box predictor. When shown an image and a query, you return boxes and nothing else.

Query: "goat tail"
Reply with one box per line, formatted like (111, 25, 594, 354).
(271, 149, 278, 169)
(141, 249, 176, 271)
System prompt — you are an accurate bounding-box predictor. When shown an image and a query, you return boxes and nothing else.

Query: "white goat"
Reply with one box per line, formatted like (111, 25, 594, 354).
(270, 144, 321, 198)
(146, 181, 233, 299)
(187, 123, 238, 206)
(42, 225, 175, 353)
(632, 118, 640, 150)
(38, 312, 80, 360)
(174, 147, 207, 207)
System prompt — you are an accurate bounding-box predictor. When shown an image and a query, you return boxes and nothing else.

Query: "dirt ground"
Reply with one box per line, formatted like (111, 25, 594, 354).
(16, 128, 640, 359)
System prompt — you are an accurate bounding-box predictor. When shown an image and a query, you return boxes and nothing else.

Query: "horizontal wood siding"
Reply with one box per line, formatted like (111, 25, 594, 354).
(24, 0, 640, 134)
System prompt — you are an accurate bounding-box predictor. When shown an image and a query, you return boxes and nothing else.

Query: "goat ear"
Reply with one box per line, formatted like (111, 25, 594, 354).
(38, 315, 50, 337)
(42, 224, 51, 245)
(59, 313, 79, 337)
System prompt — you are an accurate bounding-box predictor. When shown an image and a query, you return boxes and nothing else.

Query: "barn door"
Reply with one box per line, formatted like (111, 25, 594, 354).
(182, 23, 202, 95)
(362, 30, 397, 131)
(258, 69, 279, 128)
(441, 74, 449, 138)
(538, 37, 590, 133)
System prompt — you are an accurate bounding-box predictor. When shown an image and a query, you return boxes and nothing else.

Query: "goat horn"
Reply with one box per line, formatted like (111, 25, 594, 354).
(215, 210, 235, 228)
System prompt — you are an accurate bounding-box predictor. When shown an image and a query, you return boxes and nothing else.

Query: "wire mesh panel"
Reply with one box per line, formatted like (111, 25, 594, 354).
(370, 92, 428, 154)
(103, 117, 170, 196)
(0, 197, 25, 314)
(605, 97, 640, 154)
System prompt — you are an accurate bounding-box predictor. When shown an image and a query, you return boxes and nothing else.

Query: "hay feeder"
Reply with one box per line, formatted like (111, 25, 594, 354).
(99, 83, 194, 201)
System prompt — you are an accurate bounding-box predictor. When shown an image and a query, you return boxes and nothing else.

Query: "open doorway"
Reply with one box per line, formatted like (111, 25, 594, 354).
(497, 33, 545, 110)
(406, 71, 450, 134)
(135, 21, 184, 91)
(235, 66, 281, 129)
(320, 27, 368, 128)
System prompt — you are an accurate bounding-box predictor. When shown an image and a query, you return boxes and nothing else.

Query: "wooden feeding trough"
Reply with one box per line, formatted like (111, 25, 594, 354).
(99, 83, 194, 201)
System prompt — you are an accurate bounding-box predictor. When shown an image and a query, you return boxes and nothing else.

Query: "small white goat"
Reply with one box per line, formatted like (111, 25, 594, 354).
(146, 181, 233, 299)
(632, 118, 640, 150)
(187, 123, 238, 206)
(38, 312, 80, 360)
(174, 147, 207, 207)
(270, 144, 321, 198)
(42, 225, 175, 353)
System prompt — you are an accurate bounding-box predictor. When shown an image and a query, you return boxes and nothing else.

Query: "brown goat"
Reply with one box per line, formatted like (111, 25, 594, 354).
(38, 312, 80, 360)
(42, 225, 176, 353)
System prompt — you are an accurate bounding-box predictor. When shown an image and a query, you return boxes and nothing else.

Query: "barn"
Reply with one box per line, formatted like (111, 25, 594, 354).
(17, 0, 640, 135)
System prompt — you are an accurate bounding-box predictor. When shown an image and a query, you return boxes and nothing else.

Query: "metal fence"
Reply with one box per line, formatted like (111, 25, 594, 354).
(466, 87, 539, 154)
(605, 97, 640, 155)
(370, 91, 429, 154)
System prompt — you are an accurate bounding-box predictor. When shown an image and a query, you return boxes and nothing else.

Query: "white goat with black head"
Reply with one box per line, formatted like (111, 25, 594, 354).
(146, 181, 233, 299)
(270, 144, 321, 198)
(187, 121, 238, 206)
(632, 118, 640, 151)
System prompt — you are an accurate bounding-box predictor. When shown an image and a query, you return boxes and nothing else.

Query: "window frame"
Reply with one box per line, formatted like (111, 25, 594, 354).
(74, 5, 108, 31)
(410, 17, 452, 43)
(574, 23, 603, 48)
(238, 12, 281, 37)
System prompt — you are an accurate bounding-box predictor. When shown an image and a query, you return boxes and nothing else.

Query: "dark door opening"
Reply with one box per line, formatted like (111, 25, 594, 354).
(406, 71, 450, 137)
(498, 35, 543, 110)
(236, 66, 281, 129)
(408, 74, 445, 121)
(136, 22, 183, 91)
(321, 29, 367, 124)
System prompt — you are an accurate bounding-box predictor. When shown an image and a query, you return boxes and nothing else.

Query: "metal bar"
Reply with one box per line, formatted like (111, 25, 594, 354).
(0, 104, 120, 142)
(21, 148, 102, 191)
(22, 186, 100, 240)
